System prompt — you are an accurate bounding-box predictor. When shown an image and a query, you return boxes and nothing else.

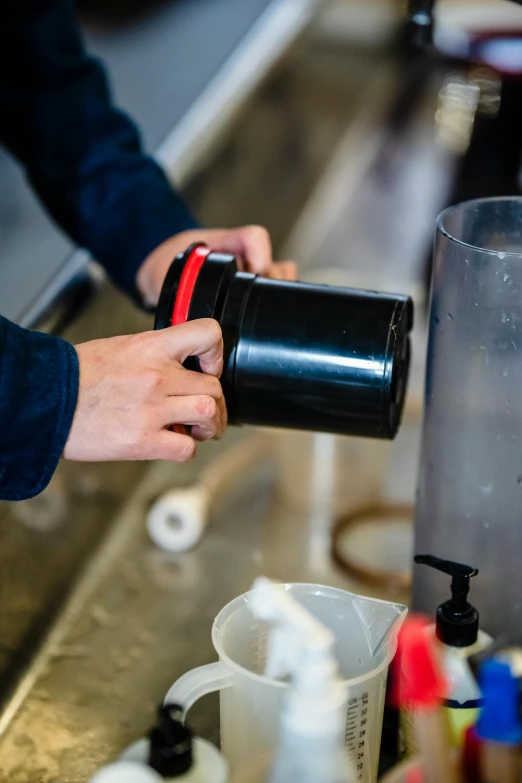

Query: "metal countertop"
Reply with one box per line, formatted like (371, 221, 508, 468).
(0, 385, 414, 781)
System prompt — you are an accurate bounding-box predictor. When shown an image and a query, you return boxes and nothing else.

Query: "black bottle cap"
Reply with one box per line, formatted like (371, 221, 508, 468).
(404, 12, 434, 49)
(148, 704, 193, 777)
(415, 554, 480, 648)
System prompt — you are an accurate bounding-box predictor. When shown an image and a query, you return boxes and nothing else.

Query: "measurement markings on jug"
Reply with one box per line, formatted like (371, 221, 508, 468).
(345, 692, 369, 781)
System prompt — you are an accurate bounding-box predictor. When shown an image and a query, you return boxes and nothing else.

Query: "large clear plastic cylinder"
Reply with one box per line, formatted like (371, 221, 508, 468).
(414, 198, 522, 642)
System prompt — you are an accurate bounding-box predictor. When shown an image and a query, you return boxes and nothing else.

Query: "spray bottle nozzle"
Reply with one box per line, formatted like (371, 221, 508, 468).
(414, 554, 480, 648)
(248, 578, 338, 701)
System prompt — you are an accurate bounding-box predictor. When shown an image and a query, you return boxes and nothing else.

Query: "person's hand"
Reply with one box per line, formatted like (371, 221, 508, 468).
(64, 319, 226, 463)
(136, 226, 297, 308)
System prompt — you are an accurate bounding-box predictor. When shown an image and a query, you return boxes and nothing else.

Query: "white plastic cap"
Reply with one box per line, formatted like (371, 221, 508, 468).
(89, 761, 162, 783)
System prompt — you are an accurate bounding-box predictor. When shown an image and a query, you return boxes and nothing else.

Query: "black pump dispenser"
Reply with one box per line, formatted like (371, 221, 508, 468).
(414, 555, 480, 648)
(148, 704, 193, 777)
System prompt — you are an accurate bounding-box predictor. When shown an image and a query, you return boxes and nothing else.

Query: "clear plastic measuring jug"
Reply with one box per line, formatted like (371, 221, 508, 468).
(165, 584, 407, 783)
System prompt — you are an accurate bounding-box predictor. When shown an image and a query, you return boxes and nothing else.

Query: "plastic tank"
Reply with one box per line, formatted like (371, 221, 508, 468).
(155, 246, 413, 440)
(414, 197, 522, 642)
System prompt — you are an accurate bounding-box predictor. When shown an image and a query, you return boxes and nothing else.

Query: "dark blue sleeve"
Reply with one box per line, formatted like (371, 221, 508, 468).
(0, 0, 198, 294)
(0, 316, 79, 501)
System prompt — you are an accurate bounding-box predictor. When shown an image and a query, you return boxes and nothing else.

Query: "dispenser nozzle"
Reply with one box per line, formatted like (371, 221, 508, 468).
(415, 555, 478, 610)
(415, 554, 480, 648)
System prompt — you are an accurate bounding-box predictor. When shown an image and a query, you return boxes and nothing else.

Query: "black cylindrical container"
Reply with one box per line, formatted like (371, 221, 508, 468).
(155, 245, 413, 439)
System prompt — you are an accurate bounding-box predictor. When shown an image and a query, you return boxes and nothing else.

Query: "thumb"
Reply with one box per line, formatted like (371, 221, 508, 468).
(210, 225, 273, 276)
(160, 319, 224, 377)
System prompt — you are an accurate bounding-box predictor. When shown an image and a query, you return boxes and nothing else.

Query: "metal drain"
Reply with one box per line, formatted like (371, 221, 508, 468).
(332, 504, 414, 592)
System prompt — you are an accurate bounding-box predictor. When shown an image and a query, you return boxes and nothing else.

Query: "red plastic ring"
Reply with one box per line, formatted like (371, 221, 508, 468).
(171, 245, 211, 326)
(170, 245, 211, 436)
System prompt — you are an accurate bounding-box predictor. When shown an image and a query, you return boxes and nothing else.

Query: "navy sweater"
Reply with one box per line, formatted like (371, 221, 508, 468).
(0, 0, 198, 500)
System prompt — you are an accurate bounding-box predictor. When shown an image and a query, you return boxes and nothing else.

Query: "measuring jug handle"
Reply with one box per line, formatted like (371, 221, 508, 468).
(165, 662, 232, 718)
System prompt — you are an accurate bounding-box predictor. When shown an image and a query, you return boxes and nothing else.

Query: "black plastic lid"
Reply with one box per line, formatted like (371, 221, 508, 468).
(415, 554, 480, 648)
(148, 704, 193, 777)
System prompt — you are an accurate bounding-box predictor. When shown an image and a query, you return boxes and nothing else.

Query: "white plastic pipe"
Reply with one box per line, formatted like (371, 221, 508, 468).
(147, 435, 272, 553)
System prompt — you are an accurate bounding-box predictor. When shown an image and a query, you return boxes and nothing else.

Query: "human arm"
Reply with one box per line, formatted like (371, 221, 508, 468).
(0, 0, 296, 303)
(0, 0, 197, 295)
(0, 315, 225, 501)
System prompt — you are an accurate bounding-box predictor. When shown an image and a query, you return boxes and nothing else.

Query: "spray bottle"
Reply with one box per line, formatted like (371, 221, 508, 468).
(248, 577, 354, 783)
(401, 555, 493, 755)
